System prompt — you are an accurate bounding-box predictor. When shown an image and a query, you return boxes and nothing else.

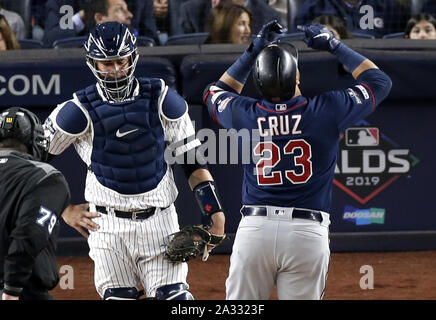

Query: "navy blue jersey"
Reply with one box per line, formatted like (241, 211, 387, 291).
(205, 69, 391, 212)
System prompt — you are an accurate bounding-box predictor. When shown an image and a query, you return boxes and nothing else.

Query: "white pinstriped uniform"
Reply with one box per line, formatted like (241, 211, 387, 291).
(44, 80, 201, 298)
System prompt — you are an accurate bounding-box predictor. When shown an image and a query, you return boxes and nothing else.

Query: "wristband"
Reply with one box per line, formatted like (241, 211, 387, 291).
(226, 50, 257, 85)
(193, 181, 223, 216)
(332, 43, 366, 73)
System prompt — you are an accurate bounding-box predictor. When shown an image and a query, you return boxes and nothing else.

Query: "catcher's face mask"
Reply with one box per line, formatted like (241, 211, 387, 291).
(85, 21, 138, 102)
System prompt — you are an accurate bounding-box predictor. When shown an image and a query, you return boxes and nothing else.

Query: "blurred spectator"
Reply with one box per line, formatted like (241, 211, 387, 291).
(0, 0, 26, 39)
(129, 0, 185, 45)
(31, 0, 47, 40)
(312, 14, 353, 39)
(42, 0, 141, 48)
(268, 0, 287, 27)
(421, 0, 436, 17)
(180, 0, 280, 35)
(404, 13, 436, 39)
(0, 14, 20, 50)
(42, 0, 89, 48)
(179, 0, 230, 34)
(83, 0, 133, 30)
(205, 4, 252, 44)
(294, 0, 410, 38)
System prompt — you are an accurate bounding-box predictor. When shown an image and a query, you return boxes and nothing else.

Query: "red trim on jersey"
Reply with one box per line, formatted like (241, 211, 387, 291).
(203, 90, 214, 105)
(256, 100, 307, 114)
(360, 83, 376, 111)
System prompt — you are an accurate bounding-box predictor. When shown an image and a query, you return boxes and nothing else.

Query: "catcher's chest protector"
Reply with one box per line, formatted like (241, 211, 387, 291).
(75, 78, 167, 195)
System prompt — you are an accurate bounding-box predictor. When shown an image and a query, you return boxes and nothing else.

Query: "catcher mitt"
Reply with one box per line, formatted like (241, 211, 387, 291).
(165, 225, 226, 262)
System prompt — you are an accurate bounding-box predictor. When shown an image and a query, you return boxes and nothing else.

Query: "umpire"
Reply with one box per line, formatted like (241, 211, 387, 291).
(0, 107, 70, 300)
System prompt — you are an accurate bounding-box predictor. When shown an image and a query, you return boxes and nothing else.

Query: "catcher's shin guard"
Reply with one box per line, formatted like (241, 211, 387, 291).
(155, 283, 194, 300)
(103, 287, 141, 300)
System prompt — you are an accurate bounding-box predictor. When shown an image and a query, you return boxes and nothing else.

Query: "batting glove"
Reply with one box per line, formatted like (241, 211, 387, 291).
(297, 24, 341, 52)
(249, 20, 286, 55)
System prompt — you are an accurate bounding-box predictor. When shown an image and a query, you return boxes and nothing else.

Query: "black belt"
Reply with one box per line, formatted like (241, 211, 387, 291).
(241, 206, 323, 223)
(96, 206, 156, 220)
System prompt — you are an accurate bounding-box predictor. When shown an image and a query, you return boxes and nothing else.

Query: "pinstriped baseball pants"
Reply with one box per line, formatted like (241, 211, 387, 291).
(87, 204, 188, 298)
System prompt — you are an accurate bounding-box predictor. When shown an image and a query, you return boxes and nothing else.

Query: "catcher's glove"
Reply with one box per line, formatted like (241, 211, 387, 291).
(165, 225, 226, 263)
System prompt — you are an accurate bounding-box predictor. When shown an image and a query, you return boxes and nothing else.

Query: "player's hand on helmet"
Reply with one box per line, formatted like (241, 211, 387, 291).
(251, 20, 286, 55)
(62, 203, 100, 238)
(297, 24, 341, 52)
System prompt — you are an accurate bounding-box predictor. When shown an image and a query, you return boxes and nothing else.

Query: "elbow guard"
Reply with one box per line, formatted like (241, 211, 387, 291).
(193, 181, 223, 217)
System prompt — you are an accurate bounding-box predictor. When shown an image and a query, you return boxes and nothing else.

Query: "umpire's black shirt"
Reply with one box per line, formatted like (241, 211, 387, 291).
(0, 150, 70, 299)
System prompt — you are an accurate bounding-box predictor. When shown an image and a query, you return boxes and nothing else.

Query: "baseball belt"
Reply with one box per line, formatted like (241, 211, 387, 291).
(95, 206, 156, 220)
(241, 206, 323, 223)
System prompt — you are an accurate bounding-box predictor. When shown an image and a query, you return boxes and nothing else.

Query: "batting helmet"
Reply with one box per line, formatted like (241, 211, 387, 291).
(84, 21, 139, 101)
(253, 41, 299, 102)
(0, 107, 49, 161)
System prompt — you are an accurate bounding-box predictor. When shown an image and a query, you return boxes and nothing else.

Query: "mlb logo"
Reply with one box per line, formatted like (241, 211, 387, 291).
(345, 127, 379, 147)
(275, 104, 287, 111)
(274, 209, 286, 216)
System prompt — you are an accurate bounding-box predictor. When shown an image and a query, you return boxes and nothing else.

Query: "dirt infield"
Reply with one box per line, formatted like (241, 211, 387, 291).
(51, 251, 436, 300)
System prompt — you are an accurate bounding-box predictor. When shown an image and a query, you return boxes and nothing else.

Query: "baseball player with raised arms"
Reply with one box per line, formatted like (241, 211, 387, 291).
(44, 21, 225, 300)
(203, 21, 392, 299)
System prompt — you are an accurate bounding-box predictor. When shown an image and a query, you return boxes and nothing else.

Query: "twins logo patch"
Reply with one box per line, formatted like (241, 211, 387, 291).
(0, 158, 8, 164)
(347, 89, 362, 104)
(217, 97, 233, 112)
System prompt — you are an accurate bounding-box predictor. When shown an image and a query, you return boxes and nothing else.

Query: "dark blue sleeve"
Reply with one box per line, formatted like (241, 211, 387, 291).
(203, 83, 256, 129)
(318, 68, 392, 133)
(356, 69, 392, 106)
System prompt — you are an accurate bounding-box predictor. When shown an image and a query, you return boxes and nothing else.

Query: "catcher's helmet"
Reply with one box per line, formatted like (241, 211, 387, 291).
(253, 41, 299, 102)
(84, 21, 139, 101)
(0, 107, 49, 161)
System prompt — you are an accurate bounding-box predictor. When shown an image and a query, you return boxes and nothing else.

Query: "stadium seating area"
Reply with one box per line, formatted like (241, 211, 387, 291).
(0, 0, 434, 49)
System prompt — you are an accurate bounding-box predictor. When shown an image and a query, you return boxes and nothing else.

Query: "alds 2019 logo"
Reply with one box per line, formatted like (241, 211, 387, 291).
(334, 120, 420, 204)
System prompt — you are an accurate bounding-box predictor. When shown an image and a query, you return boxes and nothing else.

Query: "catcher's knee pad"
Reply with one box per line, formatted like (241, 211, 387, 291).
(103, 287, 140, 300)
(155, 283, 194, 300)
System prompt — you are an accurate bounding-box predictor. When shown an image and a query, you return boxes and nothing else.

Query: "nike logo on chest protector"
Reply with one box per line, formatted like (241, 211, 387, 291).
(116, 128, 139, 138)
